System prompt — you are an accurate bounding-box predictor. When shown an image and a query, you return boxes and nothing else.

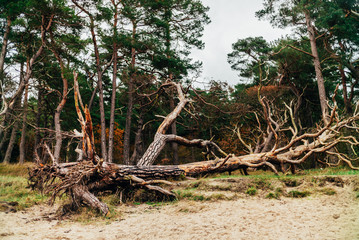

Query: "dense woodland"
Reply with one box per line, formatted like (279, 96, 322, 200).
(0, 0, 358, 169)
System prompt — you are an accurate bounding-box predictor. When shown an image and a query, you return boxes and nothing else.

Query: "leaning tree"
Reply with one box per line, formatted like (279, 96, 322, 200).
(29, 72, 359, 215)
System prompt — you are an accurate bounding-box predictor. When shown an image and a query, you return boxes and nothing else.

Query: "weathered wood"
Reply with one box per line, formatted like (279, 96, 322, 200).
(137, 82, 189, 166)
(71, 185, 109, 215)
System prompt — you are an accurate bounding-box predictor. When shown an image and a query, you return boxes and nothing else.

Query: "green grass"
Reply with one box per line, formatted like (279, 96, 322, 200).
(213, 166, 359, 180)
(0, 175, 47, 210)
(265, 192, 278, 199)
(0, 163, 35, 177)
(246, 187, 257, 196)
(288, 190, 311, 198)
(304, 166, 359, 176)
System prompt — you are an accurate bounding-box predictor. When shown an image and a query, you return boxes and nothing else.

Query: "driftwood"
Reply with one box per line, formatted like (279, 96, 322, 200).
(29, 73, 359, 215)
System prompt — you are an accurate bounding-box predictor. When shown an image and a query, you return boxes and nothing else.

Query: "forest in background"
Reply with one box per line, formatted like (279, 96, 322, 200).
(0, 0, 358, 168)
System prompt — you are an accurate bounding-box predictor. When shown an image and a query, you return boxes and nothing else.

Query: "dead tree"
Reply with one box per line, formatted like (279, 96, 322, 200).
(29, 74, 359, 215)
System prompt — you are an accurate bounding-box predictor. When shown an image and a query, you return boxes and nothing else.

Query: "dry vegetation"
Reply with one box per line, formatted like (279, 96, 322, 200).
(1, 164, 359, 240)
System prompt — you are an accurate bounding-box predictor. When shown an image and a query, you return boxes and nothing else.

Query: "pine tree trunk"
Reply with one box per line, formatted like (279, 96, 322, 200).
(130, 113, 144, 165)
(339, 65, 352, 114)
(124, 23, 137, 165)
(123, 76, 134, 165)
(34, 85, 43, 160)
(3, 97, 22, 164)
(0, 17, 11, 76)
(71, 0, 107, 161)
(108, 6, 119, 163)
(19, 64, 28, 164)
(95, 45, 107, 163)
(53, 69, 68, 164)
(169, 97, 179, 165)
(108, 49, 117, 163)
(304, 10, 329, 124)
(3, 121, 19, 164)
(0, 126, 9, 151)
(3, 63, 25, 163)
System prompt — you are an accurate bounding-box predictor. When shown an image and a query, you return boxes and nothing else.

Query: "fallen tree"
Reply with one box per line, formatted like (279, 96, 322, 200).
(29, 73, 359, 215)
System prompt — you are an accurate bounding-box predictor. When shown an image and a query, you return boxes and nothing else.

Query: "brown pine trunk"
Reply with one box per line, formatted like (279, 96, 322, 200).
(3, 62, 25, 163)
(0, 17, 11, 76)
(169, 97, 179, 165)
(53, 58, 68, 164)
(93, 30, 108, 162)
(108, 48, 117, 163)
(339, 65, 352, 114)
(0, 126, 9, 151)
(304, 11, 329, 124)
(19, 63, 28, 164)
(3, 121, 19, 164)
(123, 22, 137, 165)
(130, 114, 144, 165)
(3, 97, 22, 164)
(34, 84, 43, 160)
(108, 3, 119, 163)
(72, 0, 108, 162)
(347, 63, 359, 104)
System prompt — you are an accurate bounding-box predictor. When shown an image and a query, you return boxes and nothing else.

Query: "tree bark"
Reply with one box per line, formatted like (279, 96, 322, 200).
(3, 96, 22, 164)
(169, 96, 179, 165)
(304, 10, 329, 124)
(53, 58, 68, 164)
(130, 113, 144, 165)
(137, 82, 189, 166)
(34, 84, 43, 160)
(123, 77, 134, 165)
(339, 64, 352, 114)
(0, 17, 11, 80)
(19, 64, 28, 164)
(3, 121, 19, 164)
(108, 2, 119, 163)
(93, 25, 108, 162)
(2, 61, 26, 163)
(71, 185, 109, 215)
(0, 125, 9, 151)
(123, 22, 137, 165)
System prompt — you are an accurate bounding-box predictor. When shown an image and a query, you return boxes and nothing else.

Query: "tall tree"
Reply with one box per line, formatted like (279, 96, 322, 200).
(257, 0, 330, 123)
(146, 0, 210, 164)
(71, 0, 112, 162)
(107, 0, 121, 163)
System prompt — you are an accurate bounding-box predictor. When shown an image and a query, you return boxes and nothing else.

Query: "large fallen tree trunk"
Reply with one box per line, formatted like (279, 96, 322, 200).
(29, 73, 359, 215)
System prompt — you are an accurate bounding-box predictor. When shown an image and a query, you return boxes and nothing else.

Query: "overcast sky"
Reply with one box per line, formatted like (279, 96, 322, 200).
(190, 0, 290, 87)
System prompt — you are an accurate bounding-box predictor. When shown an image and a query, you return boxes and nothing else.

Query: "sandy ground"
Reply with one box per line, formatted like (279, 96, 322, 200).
(1, 188, 358, 240)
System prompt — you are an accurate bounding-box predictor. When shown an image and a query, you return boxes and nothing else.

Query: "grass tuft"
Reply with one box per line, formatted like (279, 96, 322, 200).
(288, 190, 311, 198)
(320, 188, 336, 195)
(246, 187, 257, 196)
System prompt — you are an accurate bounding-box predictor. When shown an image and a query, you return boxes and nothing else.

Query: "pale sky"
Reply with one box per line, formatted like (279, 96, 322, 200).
(190, 0, 290, 87)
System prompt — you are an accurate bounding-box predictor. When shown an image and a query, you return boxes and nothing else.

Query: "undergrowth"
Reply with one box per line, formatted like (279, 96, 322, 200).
(0, 175, 47, 210)
(0, 163, 358, 221)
